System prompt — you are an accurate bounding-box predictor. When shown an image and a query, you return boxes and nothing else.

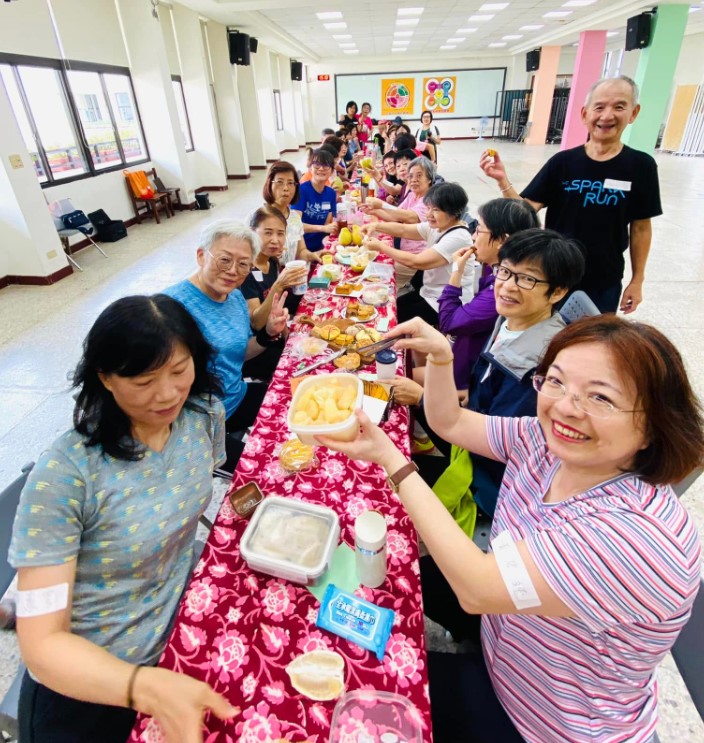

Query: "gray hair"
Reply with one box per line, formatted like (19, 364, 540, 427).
(408, 156, 436, 183)
(198, 219, 260, 260)
(584, 75, 639, 107)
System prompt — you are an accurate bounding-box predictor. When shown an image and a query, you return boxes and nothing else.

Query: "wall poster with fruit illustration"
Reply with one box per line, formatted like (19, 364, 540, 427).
(335, 67, 505, 121)
(380, 77, 415, 117)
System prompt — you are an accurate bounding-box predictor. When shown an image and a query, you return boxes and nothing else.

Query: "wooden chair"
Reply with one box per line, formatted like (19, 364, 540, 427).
(149, 168, 182, 213)
(124, 170, 173, 224)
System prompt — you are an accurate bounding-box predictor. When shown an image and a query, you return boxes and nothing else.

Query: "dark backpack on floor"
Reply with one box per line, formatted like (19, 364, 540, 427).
(87, 209, 127, 242)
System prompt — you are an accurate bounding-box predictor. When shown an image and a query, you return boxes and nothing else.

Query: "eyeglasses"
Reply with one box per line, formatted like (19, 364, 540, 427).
(272, 180, 296, 188)
(472, 227, 491, 237)
(492, 264, 550, 291)
(532, 375, 641, 419)
(206, 249, 251, 274)
(311, 163, 331, 171)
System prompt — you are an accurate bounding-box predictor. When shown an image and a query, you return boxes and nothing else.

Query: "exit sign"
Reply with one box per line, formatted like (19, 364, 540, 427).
(317, 74, 331, 81)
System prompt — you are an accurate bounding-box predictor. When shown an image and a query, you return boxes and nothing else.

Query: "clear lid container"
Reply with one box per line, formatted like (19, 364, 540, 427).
(240, 496, 340, 585)
(329, 690, 423, 743)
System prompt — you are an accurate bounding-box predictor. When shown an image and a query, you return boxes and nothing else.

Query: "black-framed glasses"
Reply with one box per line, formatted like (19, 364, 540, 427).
(492, 264, 550, 291)
(532, 374, 641, 419)
(206, 249, 251, 274)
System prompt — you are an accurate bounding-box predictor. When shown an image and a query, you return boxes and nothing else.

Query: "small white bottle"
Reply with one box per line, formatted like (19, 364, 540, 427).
(355, 510, 387, 589)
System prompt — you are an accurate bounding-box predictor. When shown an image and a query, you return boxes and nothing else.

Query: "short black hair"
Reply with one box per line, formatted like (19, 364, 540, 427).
(345, 100, 358, 114)
(322, 135, 344, 155)
(311, 148, 335, 169)
(335, 128, 347, 138)
(395, 133, 416, 151)
(421, 110, 434, 122)
(477, 198, 540, 242)
(382, 151, 396, 162)
(346, 122, 358, 134)
(73, 295, 221, 461)
(394, 148, 417, 163)
(423, 182, 468, 220)
(498, 228, 585, 296)
(397, 123, 412, 135)
(321, 127, 335, 137)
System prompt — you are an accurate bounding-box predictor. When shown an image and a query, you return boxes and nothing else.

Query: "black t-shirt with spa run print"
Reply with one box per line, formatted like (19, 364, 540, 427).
(521, 144, 662, 291)
(241, 258, 301, 314)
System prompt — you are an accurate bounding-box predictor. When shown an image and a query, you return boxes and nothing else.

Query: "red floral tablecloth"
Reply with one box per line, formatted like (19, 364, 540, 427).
(130, 254, 432, 743)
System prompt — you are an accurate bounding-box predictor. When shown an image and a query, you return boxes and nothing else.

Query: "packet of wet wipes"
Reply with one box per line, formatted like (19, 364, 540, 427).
(316, 584, 394, 661)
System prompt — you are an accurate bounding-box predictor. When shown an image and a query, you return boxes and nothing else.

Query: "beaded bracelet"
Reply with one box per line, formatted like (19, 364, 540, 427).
(500, 182, 514, 194)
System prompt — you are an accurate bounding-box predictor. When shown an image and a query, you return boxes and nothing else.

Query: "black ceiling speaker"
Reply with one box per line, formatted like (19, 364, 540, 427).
(625, 13, 652, 51)
(249, 37, 258, 53)
(291, 60, 303, 82)
(228, 31, 251, 65)
(526, 49, 541, 72)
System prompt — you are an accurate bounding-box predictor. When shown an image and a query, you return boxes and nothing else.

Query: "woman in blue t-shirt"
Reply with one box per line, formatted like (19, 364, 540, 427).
(291, 149, 339, 252)
(10, 295, 239, 743)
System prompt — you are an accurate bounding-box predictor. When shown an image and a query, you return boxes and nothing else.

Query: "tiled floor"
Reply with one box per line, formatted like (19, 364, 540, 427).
(1, 142, 703, 741)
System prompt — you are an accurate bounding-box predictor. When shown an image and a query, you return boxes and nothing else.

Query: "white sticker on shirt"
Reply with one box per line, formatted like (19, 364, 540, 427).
(491, 530, 541, 610)
(16, 583, 69, 617)
(603, 178, 631, 192)
(321, 202, 332, 211)
(252, 270, 264, 282)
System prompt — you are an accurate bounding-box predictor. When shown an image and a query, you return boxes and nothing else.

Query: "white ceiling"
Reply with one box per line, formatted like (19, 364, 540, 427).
(174, 0, 704, 62)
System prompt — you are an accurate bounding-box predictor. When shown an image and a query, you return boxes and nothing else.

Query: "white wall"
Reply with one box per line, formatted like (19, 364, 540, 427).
(674, 32, 704, 85)
(0, 0, 60, 58)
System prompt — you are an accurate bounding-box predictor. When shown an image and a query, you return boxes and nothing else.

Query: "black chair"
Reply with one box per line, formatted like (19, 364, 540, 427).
(0, 463, 34, 741)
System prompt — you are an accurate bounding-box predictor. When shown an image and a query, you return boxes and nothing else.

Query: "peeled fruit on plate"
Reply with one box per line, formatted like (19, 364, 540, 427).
(291, 378, 357, 426)
(285, 650, 345, 701)
(339, 227, 352, 246)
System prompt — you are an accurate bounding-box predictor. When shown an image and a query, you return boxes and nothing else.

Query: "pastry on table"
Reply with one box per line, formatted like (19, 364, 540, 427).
(335, 283, 352, 296)
(332, 333, 354, 347)
(333, 352, 361, 371)
(356, 305, 375, 320)
(317, 325, 341, 342)
(347, 300, 360, 315)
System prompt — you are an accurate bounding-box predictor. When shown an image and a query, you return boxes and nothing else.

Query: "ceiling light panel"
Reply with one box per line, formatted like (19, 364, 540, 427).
(520, 25, 544, 30)
(396, 18, 420, 26)
(332, 34, 351, 39)
(343, 49, 359, 54)
(338, 42, 356, 47)
(562, 0, 596, 6)
(447, 37, 466, 43)
(502, 34, 523, 40)
(479, 3, 509, 10)
(468, 15, 494, 22)
(394, 30, 414, 36)
(439, 45, 456, 49)
(397, 7, 424, 15)
(316, 12, 343, 20)
(324, 22, 347, 30)
(457, 28, 478, 33)
(488, 42, 507, 47)
(543, 11, 572, 18)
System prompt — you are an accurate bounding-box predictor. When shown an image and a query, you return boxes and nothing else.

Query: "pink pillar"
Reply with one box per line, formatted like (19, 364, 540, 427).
(525, 46, 561, 145)
(561, 30, 607, 150)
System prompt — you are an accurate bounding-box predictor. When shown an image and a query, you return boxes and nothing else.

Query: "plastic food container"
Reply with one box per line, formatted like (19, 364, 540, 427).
(287, 373, 363, 446)
(329, 690, 423, 743)
(240, 496, 340, 585)
(362, 283, 391, 307)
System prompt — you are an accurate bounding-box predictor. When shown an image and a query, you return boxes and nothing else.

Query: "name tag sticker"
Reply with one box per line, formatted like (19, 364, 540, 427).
(321, 202, 332, 211)
(252, 270, 264, 282)
(603, 178, 631, 192)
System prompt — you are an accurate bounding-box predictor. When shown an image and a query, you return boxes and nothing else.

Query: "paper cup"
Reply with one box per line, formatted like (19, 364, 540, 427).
(286, 259, 308, 295)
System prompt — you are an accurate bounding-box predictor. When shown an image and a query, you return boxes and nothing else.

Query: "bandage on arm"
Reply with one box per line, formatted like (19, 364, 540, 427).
(16, 583, 70, 617)
(491, 530, 541, 610)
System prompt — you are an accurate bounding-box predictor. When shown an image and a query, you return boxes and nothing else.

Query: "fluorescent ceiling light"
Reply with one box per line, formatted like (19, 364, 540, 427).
(394, 30, 414, 36)
(479, 3, 509, 10)
(393, 40, 410, 45)
(447, 37, 466, 43)
(439, 45, 456, 49)
(488, 42, 507, 47)
(520, 24, 544, 30)
(468, 14, 494, 22)
(324, 22, 347, 30)
(338, 43, 356, 48)
(606, 31, 619, 36)
(332, 34, 352, 39)
(457, 28, 478, 33)
(397, 7, 424, 15)
(396, 18, 420, 26)
(503, 34, 523, 40)
(392, 48, 407, 52)
(543, 11, 572, 18)
(343, 49, 359, 54)
(562, 0, 596, 6)
(316, 11, 343, 20)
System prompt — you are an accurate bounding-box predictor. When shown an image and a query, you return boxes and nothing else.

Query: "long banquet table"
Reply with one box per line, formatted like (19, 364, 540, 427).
(129, 252, 433, 743)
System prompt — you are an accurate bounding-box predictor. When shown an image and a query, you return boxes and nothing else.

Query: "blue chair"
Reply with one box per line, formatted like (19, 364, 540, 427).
(0, 463, 33, 741)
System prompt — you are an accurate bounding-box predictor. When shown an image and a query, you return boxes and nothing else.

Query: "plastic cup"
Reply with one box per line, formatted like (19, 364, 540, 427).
(286, 260, 308, 295)
(375, 349, 397, 380)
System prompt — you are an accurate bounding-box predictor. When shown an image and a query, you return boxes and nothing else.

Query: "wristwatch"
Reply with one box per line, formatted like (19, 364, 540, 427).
(386, 461, 419, 493)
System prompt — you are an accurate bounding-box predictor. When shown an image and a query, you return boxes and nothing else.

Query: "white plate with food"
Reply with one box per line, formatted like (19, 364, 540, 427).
(333, 282, 365, 298)
(341, 305, 379, 323)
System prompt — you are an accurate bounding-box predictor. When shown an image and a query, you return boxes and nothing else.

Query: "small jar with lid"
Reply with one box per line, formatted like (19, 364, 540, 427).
(354, 510, 387, 589)
(375, 349, 397, 381)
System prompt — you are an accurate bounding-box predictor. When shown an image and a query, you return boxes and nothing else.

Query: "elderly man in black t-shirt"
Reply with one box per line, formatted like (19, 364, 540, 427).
(480, 76, 662, 314)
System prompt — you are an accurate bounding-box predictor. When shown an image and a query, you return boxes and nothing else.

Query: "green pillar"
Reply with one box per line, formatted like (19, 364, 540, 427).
(623, 4, 689, 153)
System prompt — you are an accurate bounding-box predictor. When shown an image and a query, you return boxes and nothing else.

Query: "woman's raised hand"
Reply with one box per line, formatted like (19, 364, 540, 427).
(479, 149, 507, 184)
(384, 317, 453, 360)
(275, 265, 307, 291)
(266, 292, 290, 336)
(451, 245, 477, 270)
(316, 409, 400, 468)
(360, 222, 378, 237)
(134, 667, 239, 743)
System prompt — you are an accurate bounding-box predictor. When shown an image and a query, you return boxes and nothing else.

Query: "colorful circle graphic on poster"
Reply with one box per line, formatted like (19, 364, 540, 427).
(385, 82, 411, 111)
(423, 76, 456, 113)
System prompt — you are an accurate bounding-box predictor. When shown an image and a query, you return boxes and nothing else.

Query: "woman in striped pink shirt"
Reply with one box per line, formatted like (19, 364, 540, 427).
(321, 315, 703, 743)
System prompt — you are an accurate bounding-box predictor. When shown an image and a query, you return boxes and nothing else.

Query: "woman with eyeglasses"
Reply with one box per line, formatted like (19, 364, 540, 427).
(319, 314, 703, 743)
(262, 160, 323, 264)
(10, 294, 239, 743)
(291, 148, 338, 254)
(164, 220, 288, 442)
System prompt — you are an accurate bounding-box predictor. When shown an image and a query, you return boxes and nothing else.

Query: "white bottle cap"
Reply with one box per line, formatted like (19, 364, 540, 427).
(354, 510, 386, 552)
